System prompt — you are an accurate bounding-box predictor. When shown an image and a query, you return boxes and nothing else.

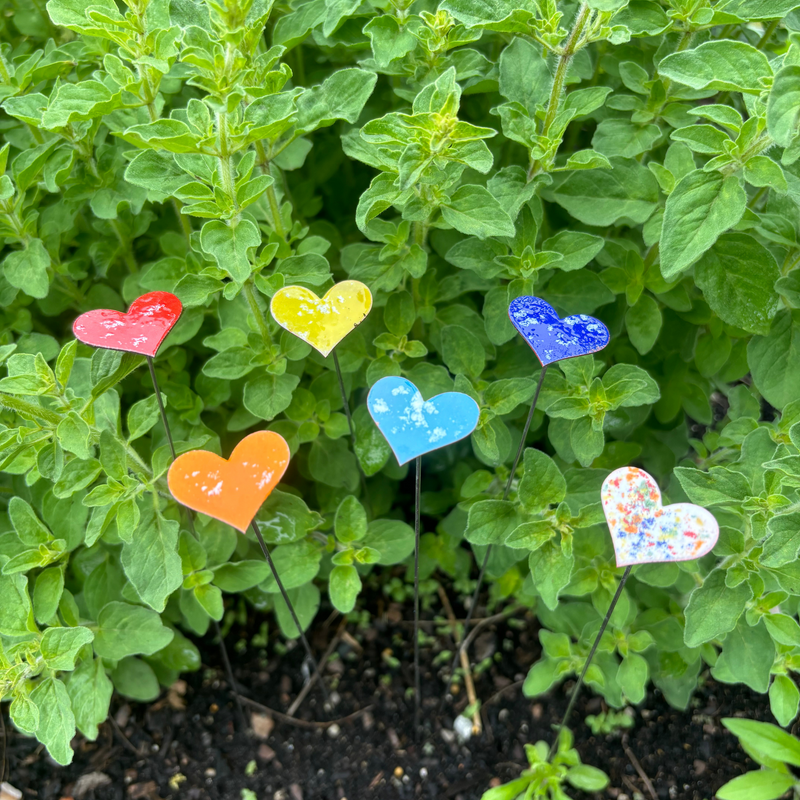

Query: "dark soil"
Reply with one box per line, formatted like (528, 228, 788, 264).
(4, 600, 778, 800)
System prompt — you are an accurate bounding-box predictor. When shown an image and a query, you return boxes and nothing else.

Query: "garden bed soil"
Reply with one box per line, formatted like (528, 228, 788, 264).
(4, 603, 776, 800)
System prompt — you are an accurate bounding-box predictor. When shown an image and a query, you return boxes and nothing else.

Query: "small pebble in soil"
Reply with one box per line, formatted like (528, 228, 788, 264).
(327, 723, 341, 738)
(419, 768, 428, 779)
(393, 767, 403, 778)
(454, 716, 473, 743)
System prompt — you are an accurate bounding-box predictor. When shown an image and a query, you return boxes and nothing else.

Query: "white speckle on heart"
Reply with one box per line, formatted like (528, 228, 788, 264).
(428, 427, 446, 443)
(207, 481, 223, 496)
(192, 471, 200, 477)
(372, 398, 389, 413)
(257, 470, 274, 489)
(391, 385, 410, 396)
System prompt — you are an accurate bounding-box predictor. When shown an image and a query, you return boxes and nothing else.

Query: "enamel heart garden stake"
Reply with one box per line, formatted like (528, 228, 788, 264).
(72, 291, 247, 725)
(271, 280, 373, 508)
(168, 431, 329, 704)
(443, 296, 611, 700)
(547, 466, 719, 760)
(73, 291, 184, 458)
(367, 376, 480, 733)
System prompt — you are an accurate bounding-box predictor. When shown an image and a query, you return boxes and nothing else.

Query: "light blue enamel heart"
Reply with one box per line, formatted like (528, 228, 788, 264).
(367, 376, 480, 466)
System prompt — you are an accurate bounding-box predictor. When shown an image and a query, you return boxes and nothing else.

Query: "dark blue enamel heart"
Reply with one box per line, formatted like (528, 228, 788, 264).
(508, 296, 610, 366)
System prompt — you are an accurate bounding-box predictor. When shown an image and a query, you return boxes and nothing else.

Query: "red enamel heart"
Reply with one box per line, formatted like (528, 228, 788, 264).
(72, 291, 183, 357)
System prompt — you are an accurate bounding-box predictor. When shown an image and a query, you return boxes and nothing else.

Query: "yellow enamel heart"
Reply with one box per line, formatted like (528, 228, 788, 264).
(270, 280, 372, 357)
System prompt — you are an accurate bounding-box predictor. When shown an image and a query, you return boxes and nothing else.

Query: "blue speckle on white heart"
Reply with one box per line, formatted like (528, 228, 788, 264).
(508, 296, 610, 365)
(367, 376, 480, 465)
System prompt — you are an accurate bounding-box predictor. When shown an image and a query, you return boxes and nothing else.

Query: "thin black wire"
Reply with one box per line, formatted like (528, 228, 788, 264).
(441, 365, 549, 704)
(147, 356, 175, 460)
(250, 520, 330, 703)
(146, 356, 246, 729)
(413, 455, 422, 736)
(547, 565, 632, 761)
(332, 348, 371, 514)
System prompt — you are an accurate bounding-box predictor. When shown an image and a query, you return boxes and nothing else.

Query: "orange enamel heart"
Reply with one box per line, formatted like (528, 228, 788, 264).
(167, 431, 290, 532)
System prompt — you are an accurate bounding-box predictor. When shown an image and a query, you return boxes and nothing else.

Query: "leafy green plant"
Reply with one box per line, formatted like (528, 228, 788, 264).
(2, 0, 800, 769)
(585, 707, 634, 735)
(716, 718, 800, 800)
(481, 728, 609, 799)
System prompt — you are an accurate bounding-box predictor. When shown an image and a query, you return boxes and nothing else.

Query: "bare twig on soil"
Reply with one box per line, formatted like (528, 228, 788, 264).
(483, 679, 525, 708)
(238, 695, 373, 730)
(624, 741, 658, 800)
(109, 714, 140, 757)
(287, 618, 346, 718)
(438, 585, 481, 733)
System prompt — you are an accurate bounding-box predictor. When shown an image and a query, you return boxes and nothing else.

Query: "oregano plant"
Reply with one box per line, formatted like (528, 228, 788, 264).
(2, 0, 800, 768)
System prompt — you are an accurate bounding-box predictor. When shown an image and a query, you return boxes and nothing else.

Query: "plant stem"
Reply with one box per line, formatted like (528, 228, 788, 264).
(529, 3, 592, 180)
(757, 18, 779, 49)
(244, 279, 272, 347)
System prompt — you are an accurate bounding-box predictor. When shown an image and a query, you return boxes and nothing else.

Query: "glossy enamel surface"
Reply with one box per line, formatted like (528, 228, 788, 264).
(168, 431, 290, 533)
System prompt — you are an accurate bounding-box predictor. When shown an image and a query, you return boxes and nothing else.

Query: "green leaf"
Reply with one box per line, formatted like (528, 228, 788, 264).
(42, 80, 121, 128)
(465, 500, 519, 545)
(716, 770, 796, 800)
(658, 41, 772, 94)
(295, 68, 378, 134)
(258, 540, 321, 593)
(30, 677, 75, 765)
(660, 170, 746, 280)
(769, 674, 800, 727)
(440, 186, 515, 239)
(625, 294, 662, 355)
(0, 569, 36, 637)
(518, 449, 566, 513)
(441, 325, 486, 378)
(67, 657, 113, 740)
(40, 626, 95, 670)
(768, 65, 800, 147)
(94, 601, 174, 660)
(3, 239, 51, 299)
(544, 158, 659, 226)
(111, 657, 160, 701)
(258, 489, 323, 545)
(34, 568, 64, 624)
(694, 234, 780, 335)
(329, 565, 361, 613)
(762, 512, 800, 567)
(120, 508, 183, 612)
(684, 568, 751, 647)
(528, 539, 573, 610)
(723, 717, 800, 767)
(213, 560, 271, 592)
(9, 497, 51, 545)
(199, 219, 261, 283)
(748, 310, 800, 410)
(274, 584, 320, 638)
(335, 495, 367, 543)
(566, 764, 610, 792)
(498, 36, 550, 113)
(674, 465, 750, 505)
(364, 519, 415, 564)
(714, 618, 775, 693)
(243, 372, 300, 421)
